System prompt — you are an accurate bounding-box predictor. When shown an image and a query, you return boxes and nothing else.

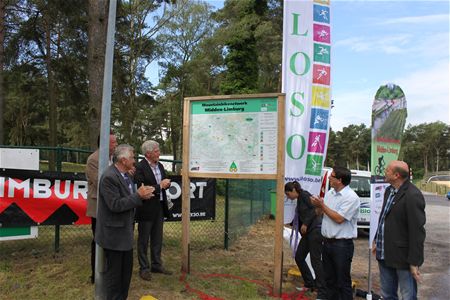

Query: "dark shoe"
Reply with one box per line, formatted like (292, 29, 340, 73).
(139, 270, 152, 281)
(151, 267, 172, 275)
(90, 275, 95, 284)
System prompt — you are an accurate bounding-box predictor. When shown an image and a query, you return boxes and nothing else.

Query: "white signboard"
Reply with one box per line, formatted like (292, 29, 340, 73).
(0, 148, 39, 241)
(189, 98, 278, 175)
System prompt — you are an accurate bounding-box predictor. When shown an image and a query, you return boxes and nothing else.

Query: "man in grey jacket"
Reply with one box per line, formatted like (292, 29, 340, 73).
(95, 144, 154, 300)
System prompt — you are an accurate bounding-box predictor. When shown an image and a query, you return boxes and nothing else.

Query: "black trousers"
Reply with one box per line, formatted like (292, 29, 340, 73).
(322, 238, 354, 300)
(90, 217, 96, 281)
(295, 228, 327, 298)
(103, 248, 133, 300)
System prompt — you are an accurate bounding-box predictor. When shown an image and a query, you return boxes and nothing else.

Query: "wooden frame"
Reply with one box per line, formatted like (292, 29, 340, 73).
(181, 93, 286, 296)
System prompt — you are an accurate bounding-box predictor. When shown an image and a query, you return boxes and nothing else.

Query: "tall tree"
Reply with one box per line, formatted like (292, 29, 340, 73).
(0, 0, 5, 144)
(157, 0, 216, 160)
(87, 0, 108, 149)
(111, 0, 173, 147)
(216, 0, 268, 94)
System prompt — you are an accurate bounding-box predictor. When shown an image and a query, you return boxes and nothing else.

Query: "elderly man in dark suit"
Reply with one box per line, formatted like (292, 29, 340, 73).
(135, 140, 172, 281)
(374, 160, 426, 300)
(96, 144, 154, 300)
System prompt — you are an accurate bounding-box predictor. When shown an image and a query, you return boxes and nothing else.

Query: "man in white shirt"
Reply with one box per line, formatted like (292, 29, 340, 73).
(311, 166, 360, 300)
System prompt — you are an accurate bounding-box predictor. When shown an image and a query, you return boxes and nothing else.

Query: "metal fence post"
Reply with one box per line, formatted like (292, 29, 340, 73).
(224, 179, 229, 250)
(54, 146, 63, 253)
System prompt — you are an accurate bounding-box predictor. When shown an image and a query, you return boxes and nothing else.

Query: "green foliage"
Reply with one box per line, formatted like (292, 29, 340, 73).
(400, 121, 449, 176)
(217, 0, 269, 94)
(326, 124, 371, 170)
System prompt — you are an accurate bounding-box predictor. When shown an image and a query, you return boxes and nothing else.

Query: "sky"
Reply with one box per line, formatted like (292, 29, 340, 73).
(330, 0, 449, 130)
(148, 0, 449, 131)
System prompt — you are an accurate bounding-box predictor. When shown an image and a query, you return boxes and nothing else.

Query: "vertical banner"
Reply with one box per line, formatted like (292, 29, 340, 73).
(282, 0, 332, 223)
(369, 83, 407, 244)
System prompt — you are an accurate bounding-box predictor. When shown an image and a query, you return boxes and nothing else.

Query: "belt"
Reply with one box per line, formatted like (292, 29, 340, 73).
(324, 238, 353, 243)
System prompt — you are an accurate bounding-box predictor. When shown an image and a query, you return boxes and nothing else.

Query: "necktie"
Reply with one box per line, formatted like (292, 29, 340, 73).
(123, 174, 133, 193)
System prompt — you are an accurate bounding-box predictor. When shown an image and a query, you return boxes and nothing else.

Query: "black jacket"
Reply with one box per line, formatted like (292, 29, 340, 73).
(134, 160, 170, 221)
(377, 180, 426, 269)
(296, 189, 322, 233)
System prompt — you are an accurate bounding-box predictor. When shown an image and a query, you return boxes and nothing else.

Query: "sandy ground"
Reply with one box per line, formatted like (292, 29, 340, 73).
(228, 193, 449, 299)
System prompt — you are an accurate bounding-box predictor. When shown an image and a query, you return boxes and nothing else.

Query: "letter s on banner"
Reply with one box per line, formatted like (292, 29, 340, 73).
(290, 92, 305, 117)
(286, 134, 306, 160)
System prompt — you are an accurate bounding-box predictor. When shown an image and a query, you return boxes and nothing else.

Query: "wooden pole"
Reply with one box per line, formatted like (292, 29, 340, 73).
(273, 94, 286, 296)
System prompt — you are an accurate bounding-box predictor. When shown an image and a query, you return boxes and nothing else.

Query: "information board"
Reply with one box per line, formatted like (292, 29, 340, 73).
(189, 97, 278, 175)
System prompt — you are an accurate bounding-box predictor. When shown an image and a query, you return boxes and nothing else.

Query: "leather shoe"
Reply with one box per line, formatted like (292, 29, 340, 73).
(151, 267, 172, 275)
(139, 270, 152, 281)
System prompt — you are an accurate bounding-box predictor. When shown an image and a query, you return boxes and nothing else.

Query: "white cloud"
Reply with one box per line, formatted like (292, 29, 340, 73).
(394, 60, 450, 125)
(378, 14, 449, 25)
(330, 87, 375, 130)
(335, 31, 448, 60)
(335, 35, 412, 54)
(330, 60, 450, 130)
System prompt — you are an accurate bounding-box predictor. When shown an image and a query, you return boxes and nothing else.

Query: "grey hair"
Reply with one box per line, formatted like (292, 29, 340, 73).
(113, 144, 134, 162)
(141, 140, 159, 155)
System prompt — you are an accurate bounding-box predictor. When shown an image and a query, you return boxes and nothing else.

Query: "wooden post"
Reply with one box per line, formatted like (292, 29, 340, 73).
(181, 97, 191, 273)
(273, 94, 285, 296)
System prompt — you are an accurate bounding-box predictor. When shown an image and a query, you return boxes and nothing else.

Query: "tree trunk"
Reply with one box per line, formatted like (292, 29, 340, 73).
(0, 0, 5, 145)
(87, 0, 108, 149)
(45, 8, 57, 170)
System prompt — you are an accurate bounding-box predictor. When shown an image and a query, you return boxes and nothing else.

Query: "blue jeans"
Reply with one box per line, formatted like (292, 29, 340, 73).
(378, 260, 417, 300)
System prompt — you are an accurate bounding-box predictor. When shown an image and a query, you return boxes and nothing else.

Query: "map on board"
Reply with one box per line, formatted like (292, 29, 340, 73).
(189, 98, 278, 175)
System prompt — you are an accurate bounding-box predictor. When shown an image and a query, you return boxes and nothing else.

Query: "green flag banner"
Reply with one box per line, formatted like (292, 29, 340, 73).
(369, 83, 407, 245)
(371, 84, 407, 181)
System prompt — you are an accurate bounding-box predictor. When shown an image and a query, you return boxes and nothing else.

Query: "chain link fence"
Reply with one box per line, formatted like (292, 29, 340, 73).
(0, 147, 273, 265)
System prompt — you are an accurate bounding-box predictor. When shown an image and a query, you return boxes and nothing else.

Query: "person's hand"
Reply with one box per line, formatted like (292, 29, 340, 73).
(410, 265, 422, 283)
(371, 241, 376, 256)
(300, 224, 307, 235)
(128, 166, 136, 177)
(160, 178, 171, 189)
(137, 184, 155, 200)
(310, 195, 324, 208)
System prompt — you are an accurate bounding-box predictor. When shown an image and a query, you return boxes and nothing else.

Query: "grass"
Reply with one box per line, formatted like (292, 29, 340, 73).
(0, 194, 280, 300)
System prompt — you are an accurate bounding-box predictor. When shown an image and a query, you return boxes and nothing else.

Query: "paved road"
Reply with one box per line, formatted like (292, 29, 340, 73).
(421, 193, 450, 299)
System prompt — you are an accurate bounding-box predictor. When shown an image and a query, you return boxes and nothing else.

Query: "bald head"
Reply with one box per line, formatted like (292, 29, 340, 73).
(385, 160, 409, 187)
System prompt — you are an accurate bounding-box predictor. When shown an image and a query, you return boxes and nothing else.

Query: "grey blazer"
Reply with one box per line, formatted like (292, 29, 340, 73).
(95, 164, 143, 251)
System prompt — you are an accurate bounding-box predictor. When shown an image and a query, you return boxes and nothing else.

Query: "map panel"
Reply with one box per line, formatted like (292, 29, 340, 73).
(189, 98, 278, 175)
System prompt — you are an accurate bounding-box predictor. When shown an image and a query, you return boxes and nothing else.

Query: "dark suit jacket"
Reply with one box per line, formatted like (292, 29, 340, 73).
(296, 190, 321, 233)
(95, 165, 143, 251)
(134, 159, 170, 221)
(378, 180, 426, 269)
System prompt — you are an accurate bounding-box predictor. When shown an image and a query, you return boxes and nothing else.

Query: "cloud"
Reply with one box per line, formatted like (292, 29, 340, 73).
(335, 35, 412, 54)
(330, 87, 375, 130)
(393, 60, 449, 125)
(330, 60, 449, 130)
(335, 31, 448, 60)
(378, 14, 449, 25)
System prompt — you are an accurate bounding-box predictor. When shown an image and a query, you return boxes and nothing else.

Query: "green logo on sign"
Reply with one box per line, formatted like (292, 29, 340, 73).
(314, 44, 330, 64)
(305, 154, 323, 176)
(229, 161, 238, 172)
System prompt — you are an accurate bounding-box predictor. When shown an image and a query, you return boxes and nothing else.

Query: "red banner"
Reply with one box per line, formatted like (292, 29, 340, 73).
(0, 169, 90, 226)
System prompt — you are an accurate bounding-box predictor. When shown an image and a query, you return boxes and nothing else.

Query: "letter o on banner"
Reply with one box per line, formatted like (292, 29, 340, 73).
(286, 134, 306, 160)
